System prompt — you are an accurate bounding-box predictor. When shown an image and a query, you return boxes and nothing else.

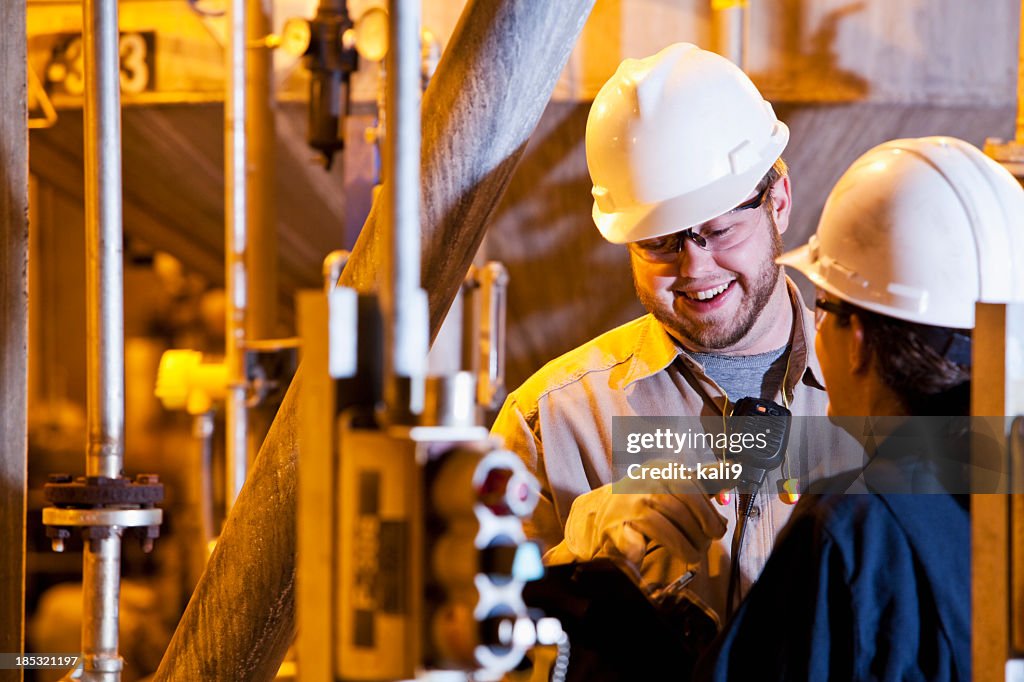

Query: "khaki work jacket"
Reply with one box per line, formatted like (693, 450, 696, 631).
(491, 278, 861, 620)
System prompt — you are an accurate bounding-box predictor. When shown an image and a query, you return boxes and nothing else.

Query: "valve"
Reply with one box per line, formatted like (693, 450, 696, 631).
(155, 349, 228, 415)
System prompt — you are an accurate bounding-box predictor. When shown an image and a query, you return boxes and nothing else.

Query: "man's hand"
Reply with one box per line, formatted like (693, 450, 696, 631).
(544, 476, 727, 570)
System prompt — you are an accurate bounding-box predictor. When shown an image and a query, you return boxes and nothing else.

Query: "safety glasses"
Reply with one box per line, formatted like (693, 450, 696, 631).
(631, 182, 773, 262)
(814, 297, 853, 329)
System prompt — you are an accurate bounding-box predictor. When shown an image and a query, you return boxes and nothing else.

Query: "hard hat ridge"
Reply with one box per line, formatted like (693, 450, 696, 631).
(903, 138, 1019, 304)
(630, 45, 688, 119)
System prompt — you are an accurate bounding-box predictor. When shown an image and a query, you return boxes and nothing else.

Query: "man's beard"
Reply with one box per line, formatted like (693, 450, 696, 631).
(634, 227, 784, 351)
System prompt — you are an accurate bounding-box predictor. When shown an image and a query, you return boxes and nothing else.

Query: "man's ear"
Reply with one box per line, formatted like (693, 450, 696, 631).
(769, 174, 792, 236)
(847, 314, 872, 373)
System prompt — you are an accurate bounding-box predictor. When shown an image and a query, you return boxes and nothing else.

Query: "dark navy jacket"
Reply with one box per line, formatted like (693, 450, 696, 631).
(697, 490, 970, 681)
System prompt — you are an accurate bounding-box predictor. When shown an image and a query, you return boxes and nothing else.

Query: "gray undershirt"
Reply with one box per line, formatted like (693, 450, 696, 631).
(687, 346, 790, 404)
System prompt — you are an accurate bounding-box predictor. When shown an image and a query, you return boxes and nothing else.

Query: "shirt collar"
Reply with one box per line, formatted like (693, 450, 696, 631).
(614, 314, 682, 390)
(787, 279, 827, 393)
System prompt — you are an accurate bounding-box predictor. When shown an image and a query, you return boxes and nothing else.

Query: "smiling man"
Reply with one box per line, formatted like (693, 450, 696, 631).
(491, 43, 854, 620)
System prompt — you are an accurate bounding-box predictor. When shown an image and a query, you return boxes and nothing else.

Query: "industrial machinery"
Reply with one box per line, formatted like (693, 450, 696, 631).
(17, 0, 1024, 678)
(37, 0, 166, 678)
(295, 196, 568, 681)
(292, 2, 563, 679)
(296, 275, 560, 680)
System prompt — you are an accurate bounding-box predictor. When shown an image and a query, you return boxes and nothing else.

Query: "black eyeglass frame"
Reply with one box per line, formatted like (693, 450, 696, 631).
(730, 181, 774, 213)
(814, 297, 854, 326)
(634, 181, 775, 254)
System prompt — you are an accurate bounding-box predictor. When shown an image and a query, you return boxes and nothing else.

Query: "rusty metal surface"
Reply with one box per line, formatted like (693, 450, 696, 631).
(0, 0, 29, 676)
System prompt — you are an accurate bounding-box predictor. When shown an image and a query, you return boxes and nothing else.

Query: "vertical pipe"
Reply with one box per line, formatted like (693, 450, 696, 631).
(246, 0, 277, 463)
(971, 304, 1012, 681)
(1017, 0, 1024, 142)
(382, 0, 427, 417)
(81, 537, 123, 681)
(195, 413, 216, 550)
(226, 0, 249, 508)
(0, 0, 29, 667)
(82, 0, 126, 677)
(322, 250, 350, 293)
(180, 412, 216, 599)
(245, 0, 277, 344)
(711, 1, 749, 70)
(84, 0, 125, 483)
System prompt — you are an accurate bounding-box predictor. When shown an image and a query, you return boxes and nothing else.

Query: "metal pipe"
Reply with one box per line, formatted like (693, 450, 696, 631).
(153, 1, 596, 677)
(196, 414, 216, 548)
(711, 0, 749, 70)
(245, 0, 277, 344)
(225, 0, 249, 508)
(1017, 0, 1024, 141)
(81, 536, 123, 681)
(84, 0, 125, 483)
(476, 262, 509, 410)
(195, 412, 216, 564)
(322, 249, 350, 293)
(0, 0, 29, 661)
(381, 0, 427, 418)
(245, 0, 278, 470)
(81, 0, 126, 676)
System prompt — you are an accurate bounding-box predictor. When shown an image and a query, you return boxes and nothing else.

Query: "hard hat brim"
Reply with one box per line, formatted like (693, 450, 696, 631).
(596, 125, 789, 244)
(776, 243, 814, 279)
(776, 243, 834, 294)
(779, 241, 978, 328)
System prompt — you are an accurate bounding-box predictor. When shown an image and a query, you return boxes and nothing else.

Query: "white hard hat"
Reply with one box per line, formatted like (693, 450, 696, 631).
(779, 136, 1024, 329)
(586, 42, 789, 244)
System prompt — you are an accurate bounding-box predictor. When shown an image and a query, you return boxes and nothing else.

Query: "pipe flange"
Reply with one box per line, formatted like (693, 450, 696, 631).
(42, 507, 163, 528)
(44, 474, 164, 506)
